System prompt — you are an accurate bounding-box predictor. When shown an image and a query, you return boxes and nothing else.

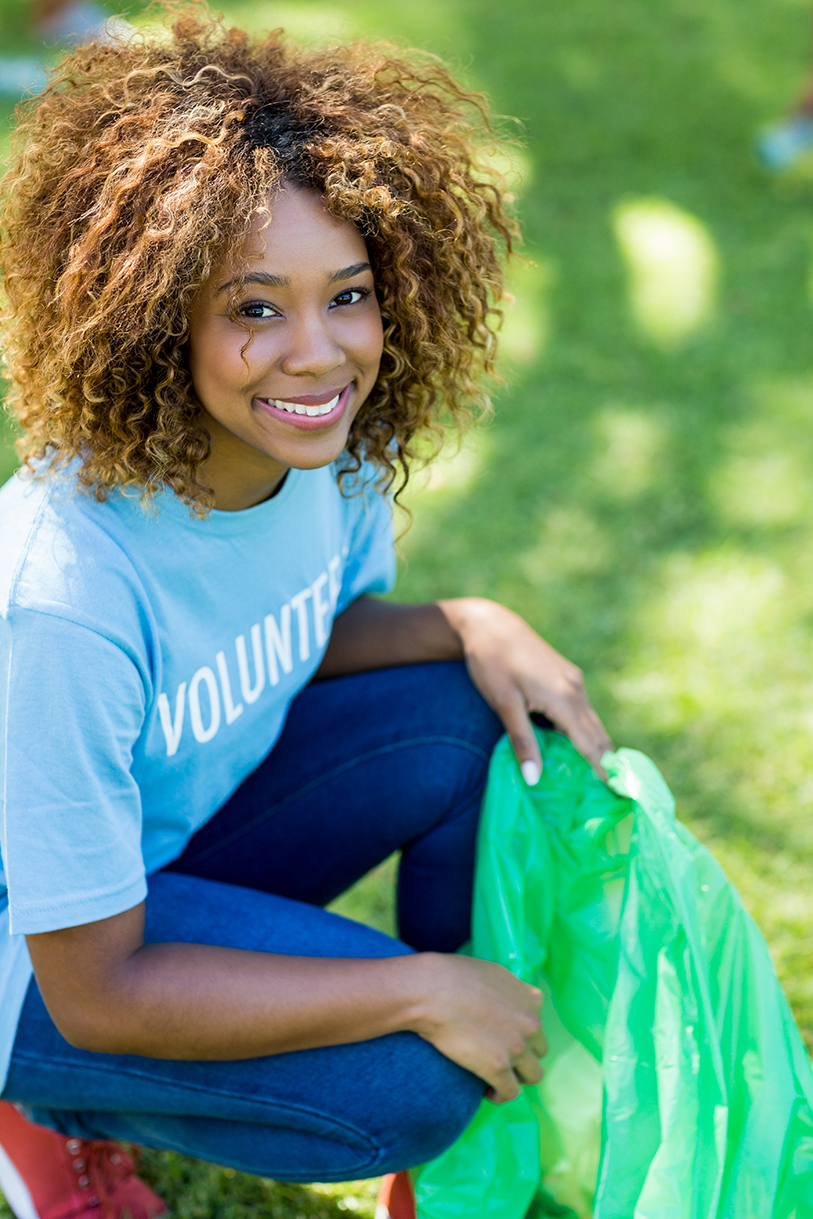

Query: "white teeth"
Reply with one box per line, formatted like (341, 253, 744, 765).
(264, 393, 341, 418)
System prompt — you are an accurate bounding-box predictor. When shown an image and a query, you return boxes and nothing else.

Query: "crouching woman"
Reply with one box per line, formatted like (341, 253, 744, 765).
(0, 10, 610, 1217)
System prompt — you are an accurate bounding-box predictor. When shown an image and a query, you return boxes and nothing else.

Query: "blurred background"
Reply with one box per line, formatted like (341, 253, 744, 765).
(2, 0, 813, 1215)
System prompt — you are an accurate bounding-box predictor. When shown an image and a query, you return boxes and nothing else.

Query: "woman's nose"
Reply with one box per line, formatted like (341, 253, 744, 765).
(279, 313, 346, 378)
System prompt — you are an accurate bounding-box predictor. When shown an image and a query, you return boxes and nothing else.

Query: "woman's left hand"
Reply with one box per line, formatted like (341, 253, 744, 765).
(438, 597, 612, 783)
(319, 593, 612, 783)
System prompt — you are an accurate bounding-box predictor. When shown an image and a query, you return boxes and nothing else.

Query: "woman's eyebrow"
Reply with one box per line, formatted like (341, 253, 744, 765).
(328, 262, 372, 283)
(217, 262, 372, 295)
(217, 271, 288, 294)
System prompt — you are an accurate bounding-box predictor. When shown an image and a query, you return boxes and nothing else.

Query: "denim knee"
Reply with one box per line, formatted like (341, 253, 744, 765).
(372, 1033, 485, 1173)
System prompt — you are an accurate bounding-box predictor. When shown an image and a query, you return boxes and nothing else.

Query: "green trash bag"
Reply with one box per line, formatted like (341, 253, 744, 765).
(413, 730, 813, 1219)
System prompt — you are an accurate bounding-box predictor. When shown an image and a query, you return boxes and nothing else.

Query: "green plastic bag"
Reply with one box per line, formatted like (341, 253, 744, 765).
(414, 730, 813, 1218)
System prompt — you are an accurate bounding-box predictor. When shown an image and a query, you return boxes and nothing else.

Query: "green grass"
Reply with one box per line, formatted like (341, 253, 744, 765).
(3, 0, 813, 1213)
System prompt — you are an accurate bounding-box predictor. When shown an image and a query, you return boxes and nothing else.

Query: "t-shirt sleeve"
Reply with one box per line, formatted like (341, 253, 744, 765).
(1, 608, 148, 935)
(336, 480, 396, 613)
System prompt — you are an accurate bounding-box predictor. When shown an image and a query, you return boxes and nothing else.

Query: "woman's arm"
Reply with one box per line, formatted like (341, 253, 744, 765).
(317, 595, 612, 777)
(26, 906, 545, 1104)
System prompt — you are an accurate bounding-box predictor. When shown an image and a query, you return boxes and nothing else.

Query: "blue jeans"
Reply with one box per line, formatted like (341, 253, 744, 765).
(2, 662, 501, 1181)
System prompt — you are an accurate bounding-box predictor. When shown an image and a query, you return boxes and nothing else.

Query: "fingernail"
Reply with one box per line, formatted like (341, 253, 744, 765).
(521, 760, 541, 787)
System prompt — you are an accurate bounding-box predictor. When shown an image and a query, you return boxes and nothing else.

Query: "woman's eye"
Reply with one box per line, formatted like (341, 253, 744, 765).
(238, 302, 279, 320)
(330, 287, 371, 308)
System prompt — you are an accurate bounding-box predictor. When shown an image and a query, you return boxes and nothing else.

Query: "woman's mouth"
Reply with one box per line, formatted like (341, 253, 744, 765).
(254, 384, 351, 430)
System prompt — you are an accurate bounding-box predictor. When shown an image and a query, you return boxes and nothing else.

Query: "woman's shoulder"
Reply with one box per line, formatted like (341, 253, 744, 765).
(0, 465, 147, 630)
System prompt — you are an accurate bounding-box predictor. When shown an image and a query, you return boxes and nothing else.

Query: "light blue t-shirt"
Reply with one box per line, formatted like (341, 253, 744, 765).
(0, 461, 395, 1093)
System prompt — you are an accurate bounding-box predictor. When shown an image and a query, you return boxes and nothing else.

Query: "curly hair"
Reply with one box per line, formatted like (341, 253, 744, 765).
(0, 4, 517, 511)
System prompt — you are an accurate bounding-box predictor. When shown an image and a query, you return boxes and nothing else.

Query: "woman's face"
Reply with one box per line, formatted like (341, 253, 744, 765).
(188, 187, 384, 510)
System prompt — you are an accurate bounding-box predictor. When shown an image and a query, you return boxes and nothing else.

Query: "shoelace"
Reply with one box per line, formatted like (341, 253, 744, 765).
(65, 1139, 137, 1219)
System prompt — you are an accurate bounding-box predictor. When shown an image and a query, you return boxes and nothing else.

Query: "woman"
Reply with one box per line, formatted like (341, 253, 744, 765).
(0, 9, 611, 1217)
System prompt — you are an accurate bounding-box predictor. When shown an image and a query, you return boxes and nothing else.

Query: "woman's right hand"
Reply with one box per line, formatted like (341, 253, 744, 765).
(409, 953, 547, 1103)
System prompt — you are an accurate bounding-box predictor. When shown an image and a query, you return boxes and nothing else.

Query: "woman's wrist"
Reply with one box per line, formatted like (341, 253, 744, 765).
(384, 951, 445, 1039)
(436, 597, 507, 651)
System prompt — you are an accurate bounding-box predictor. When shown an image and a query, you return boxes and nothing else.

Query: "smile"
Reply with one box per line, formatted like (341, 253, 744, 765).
(254, 385, 351, 430)
(263, 394, 339, 417)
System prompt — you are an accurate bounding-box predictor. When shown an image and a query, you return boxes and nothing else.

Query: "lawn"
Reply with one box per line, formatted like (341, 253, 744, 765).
(2, 0, 813, 1214)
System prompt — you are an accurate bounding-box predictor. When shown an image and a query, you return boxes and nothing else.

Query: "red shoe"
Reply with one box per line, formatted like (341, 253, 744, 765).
(376, 1170, 416, 1219)
(0, 1101, 166, 1219)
